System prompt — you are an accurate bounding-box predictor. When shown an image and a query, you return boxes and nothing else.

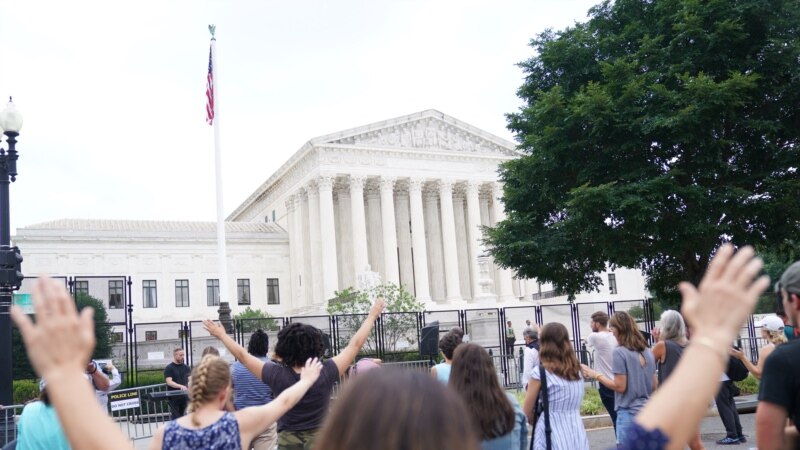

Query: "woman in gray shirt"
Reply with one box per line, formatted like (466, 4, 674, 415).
(582, 311, 656, 446)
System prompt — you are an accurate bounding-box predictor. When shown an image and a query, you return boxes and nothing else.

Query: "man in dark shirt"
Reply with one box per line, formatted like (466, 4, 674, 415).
(163, 347, 191, 420)
(756, 261, 800, 450)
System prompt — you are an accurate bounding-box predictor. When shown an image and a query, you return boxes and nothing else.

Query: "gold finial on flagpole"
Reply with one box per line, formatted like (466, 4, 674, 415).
(208, 24, 216, 40)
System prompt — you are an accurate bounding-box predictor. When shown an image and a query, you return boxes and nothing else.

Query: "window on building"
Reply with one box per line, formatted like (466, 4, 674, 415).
(145, 331, 157, 341)
(267, 278, 280, 305)
(143, 280, 157, 308)
(237, 279, 251, 305)
(108, 280, 124, 309)
(112, 332, 124, 343)
(75, 280, 89, 297)
(175, 280, 190, 307)
(272, 210, 276, 222)
(608, 273, 618, 295)
(207, 279, 220, 306)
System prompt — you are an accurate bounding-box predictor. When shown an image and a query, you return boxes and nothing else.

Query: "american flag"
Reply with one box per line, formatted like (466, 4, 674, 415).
(206, 46, 214, 125)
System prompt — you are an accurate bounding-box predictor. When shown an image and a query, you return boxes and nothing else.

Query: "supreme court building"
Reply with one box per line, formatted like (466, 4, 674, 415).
(14, 110, 648, 321)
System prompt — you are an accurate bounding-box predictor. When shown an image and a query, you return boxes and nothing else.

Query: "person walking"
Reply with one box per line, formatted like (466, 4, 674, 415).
(585, 311, 618, 431)
(582, 311, 656, 446)
(164, 348, 191, 420)
(523, 323, 589, 450)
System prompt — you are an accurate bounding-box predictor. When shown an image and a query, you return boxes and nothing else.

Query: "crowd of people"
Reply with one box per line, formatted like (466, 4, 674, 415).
(6, 244, 800, 450)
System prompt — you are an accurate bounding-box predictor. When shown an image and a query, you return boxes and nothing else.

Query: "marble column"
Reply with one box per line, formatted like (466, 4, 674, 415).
(395, 190, 415, 293)
(285, 195, 299, 308)
(365, 186, 384, 276)
(424, 188, 445, 302)
(453, 191, 472, 301)
(380, 177, 400, 285)
(465, 181, 483, 302)
(306, 184, 323, 306)
(335, 185, 354, 289)
(492, 183, 515, 302)
(350, 175, 369, 275)
(408, 178, 431, 302)
(291, 194, 306, 307)
(318, 176, 339, 302)
(438, 181, 462, 303)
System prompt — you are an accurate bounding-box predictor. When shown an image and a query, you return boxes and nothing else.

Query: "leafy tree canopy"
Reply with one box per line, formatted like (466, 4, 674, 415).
(488, 0, 800, 306)
(14, 292, 113, 379)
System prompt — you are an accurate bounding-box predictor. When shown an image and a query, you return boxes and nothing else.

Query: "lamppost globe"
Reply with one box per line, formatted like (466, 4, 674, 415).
(0, 98, 23, 133)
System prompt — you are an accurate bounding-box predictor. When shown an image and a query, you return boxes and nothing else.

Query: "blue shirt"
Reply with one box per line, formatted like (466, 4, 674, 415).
(481, 394, 527, 450)
(433, 362, 451, 384)
(16, 401, 71, 450)
(232, 357, 272, 410)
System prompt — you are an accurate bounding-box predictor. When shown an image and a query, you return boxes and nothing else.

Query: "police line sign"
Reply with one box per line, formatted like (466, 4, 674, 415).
(109, 389, 140, 412)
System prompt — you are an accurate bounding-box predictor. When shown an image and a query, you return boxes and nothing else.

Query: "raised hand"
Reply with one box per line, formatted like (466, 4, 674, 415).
(369, 297, 387, 318)
(652, 327, 662, 342)
(202, 319, 227, 338)
(679, 244, 770, 347)
(10, 278, 96, 380)
(300, 357, 323, 384)
(729, 347, 745, 361)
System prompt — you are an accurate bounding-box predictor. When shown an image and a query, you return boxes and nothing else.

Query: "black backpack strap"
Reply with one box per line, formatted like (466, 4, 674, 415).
(541, 365, 552, 450)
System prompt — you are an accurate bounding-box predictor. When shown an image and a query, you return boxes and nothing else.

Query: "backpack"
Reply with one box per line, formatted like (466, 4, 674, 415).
(726, 355, 749, 382)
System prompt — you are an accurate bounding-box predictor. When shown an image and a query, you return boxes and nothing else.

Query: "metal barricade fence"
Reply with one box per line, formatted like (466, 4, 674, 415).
(491, 355, 521, 391)
(109, 383, 173, 441)
(1, 405, 23, 447)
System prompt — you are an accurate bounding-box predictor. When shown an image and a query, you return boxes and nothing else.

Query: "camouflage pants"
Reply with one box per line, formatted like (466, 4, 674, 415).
(277, 429, 318, 450)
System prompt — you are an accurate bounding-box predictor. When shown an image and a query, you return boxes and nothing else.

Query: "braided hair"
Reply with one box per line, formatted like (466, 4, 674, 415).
(187, 355, 230, 426)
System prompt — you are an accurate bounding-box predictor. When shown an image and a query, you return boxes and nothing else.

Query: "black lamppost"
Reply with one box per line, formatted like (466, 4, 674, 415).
(0, 97, 24, 405)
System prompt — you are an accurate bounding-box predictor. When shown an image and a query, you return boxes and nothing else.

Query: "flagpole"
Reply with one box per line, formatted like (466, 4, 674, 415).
(209, 25, 229, 312)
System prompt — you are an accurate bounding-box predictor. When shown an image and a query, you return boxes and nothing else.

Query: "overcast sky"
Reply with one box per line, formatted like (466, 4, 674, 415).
(0, 0, 599, 232)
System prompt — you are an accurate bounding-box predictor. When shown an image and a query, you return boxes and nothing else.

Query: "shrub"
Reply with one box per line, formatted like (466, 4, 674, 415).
(735, 375, 760, 395)
(13, 379, 39, 405)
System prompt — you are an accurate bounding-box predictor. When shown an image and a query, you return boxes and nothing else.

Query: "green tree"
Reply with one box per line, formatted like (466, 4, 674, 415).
(487, 0, 800, 307)
(13, 292, 113, 379)
(233, 307, 281, 333)
(327, 283, 424, 356)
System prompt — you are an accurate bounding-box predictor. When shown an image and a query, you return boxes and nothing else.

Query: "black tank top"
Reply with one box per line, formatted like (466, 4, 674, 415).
(658, 340, 686, 385)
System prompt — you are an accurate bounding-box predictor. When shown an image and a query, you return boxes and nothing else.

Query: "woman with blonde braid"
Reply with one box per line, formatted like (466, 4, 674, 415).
(149, 354, 322, 450)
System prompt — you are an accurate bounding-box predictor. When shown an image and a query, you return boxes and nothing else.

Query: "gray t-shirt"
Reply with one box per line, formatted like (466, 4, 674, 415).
(612, 346, 656, 412)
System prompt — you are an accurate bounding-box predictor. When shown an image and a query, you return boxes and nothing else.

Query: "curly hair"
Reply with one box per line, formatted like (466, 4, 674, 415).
(449, 343, 515, 440)
(273, 323, 324, 367)
(438, 332, 463, 360)
(187, 355, 230, 426)
(248, 329, 269, 357)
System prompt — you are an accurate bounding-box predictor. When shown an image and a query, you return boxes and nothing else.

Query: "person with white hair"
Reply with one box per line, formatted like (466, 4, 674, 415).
(652, 310, 704, 450)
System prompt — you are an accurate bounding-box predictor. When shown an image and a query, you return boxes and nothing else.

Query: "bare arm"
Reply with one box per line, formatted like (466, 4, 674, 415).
(88, 364, 110, 391)
(11, 278, 134, 450)
(235, 358, 323, 444)
(148, 427, 165, 450)
(652, 341, 666, 363)
(164, 377, 187, 390)
(523, 379, 541, 424)
(755, 401, 789, 450)
(430, 366, 438, 378)
(634, 245, 769, 450)
(204, 320, 266, 379)
(581, 364, 626, 393)
(332, 298, 386, 376)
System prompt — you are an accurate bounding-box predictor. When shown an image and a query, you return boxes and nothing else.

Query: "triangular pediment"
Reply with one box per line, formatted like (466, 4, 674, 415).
(311, 109, 519, 157)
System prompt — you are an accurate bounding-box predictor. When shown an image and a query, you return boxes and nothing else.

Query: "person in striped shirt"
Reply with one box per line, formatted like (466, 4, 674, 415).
(232, 329, 275, 450)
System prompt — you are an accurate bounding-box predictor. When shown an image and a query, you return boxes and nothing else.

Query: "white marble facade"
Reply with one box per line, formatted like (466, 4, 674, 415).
(227, 109, 528, 310)
(14, 110, 650, 318)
